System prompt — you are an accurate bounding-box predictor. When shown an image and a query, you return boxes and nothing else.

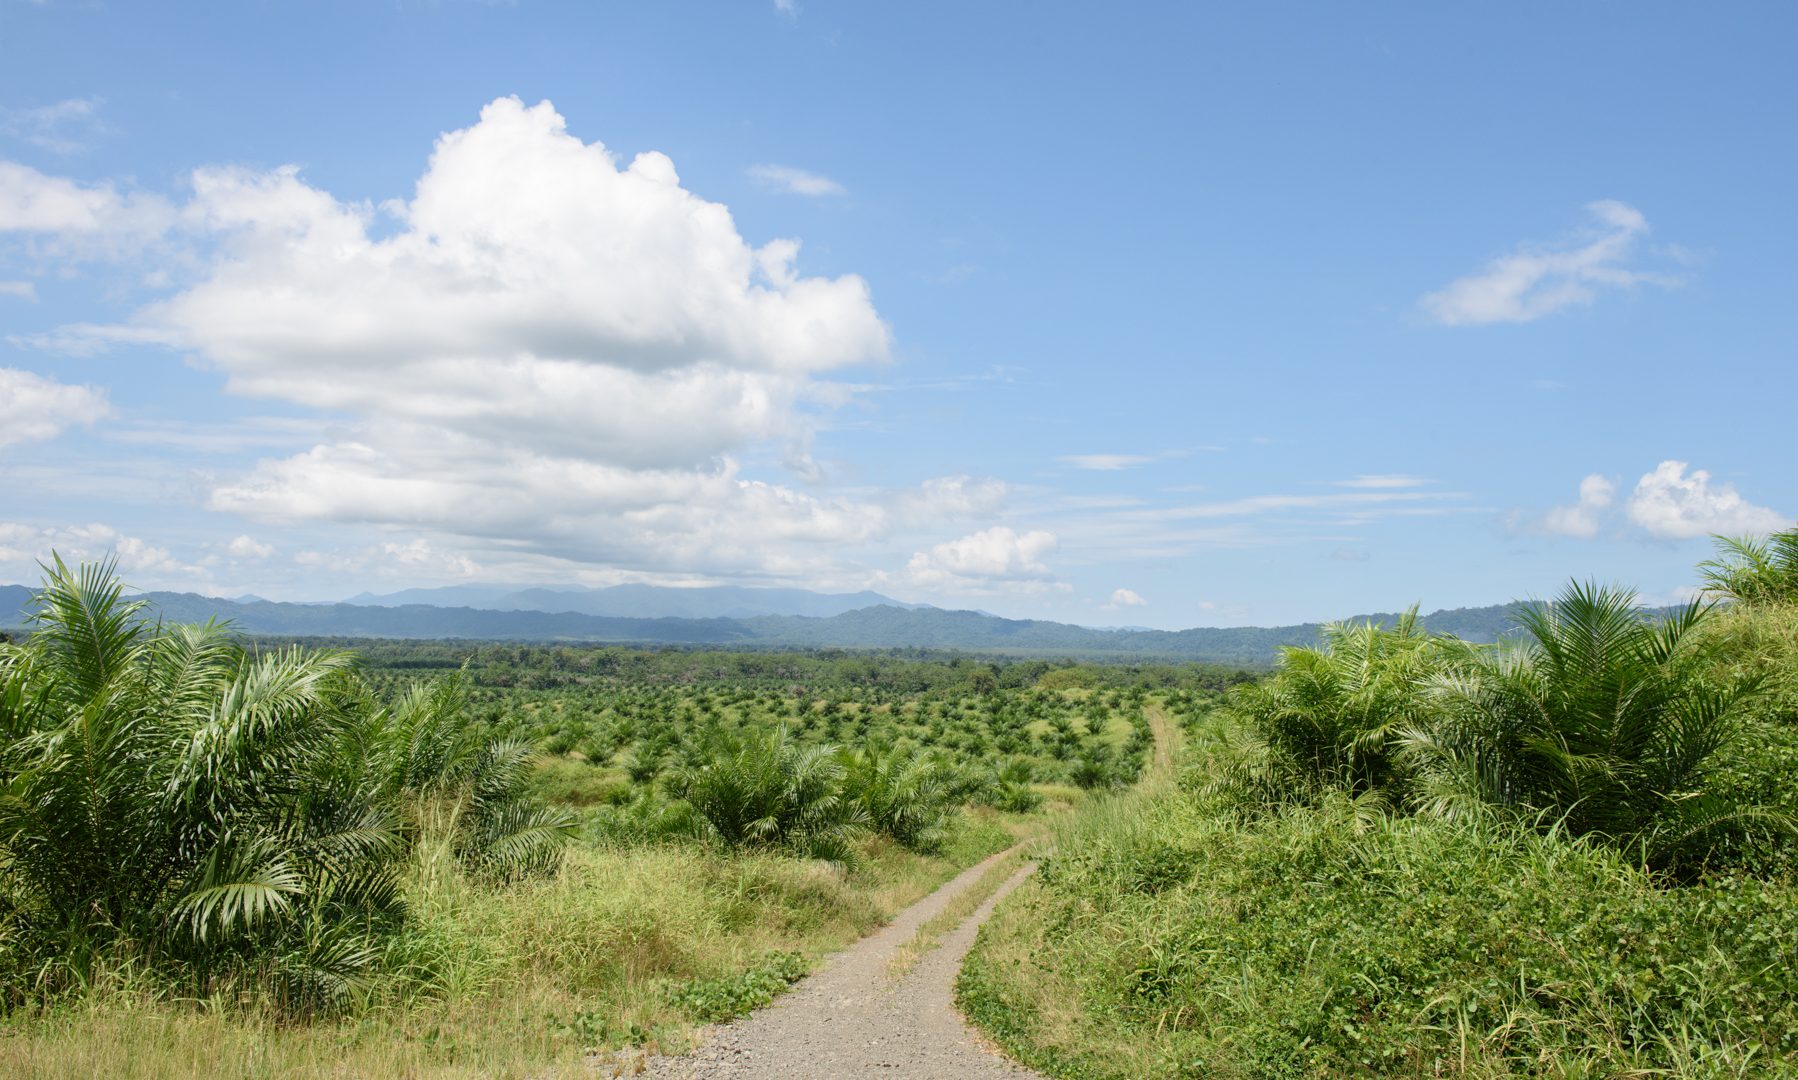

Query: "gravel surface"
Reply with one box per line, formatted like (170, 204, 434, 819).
(638, 846, 1045, 1080)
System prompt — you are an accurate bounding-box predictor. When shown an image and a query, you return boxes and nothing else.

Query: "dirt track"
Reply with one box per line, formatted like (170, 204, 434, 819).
(637, 845, 1043, 1079)
(639, 702, 1176, 1078)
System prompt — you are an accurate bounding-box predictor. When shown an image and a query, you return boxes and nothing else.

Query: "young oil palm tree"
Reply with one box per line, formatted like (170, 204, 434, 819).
(1404, 581, 1779, 868)
(669, 725, 864, 862)
(1700, 527, 1798, 606)
(841, 744, 952, 851)
(1218, 607, 1464, 805)
(0, 556, 572, 1009)
(0, 556, 404, 1007)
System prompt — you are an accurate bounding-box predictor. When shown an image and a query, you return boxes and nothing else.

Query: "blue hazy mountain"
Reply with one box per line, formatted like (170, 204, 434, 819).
(0, 581, 1554, 666)
(342, 583, 925, 620)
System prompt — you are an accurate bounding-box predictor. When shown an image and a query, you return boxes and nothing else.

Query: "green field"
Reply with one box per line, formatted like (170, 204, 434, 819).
(0, 560, 1231, 1077)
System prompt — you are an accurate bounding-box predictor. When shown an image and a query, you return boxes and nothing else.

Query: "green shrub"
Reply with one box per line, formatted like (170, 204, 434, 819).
(666, 951, 809, 1022)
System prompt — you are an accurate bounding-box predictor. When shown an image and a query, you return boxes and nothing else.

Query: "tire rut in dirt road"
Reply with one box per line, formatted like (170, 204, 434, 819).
(637, 845, 1046, 1080)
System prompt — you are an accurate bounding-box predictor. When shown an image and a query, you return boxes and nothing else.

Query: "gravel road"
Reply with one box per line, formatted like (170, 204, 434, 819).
(638, 845, 1045, 1080)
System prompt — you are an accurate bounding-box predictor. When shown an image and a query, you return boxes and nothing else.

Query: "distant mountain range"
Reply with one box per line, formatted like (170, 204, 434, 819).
(0, 581, 1540, 666)
(341, 583, 928, 620)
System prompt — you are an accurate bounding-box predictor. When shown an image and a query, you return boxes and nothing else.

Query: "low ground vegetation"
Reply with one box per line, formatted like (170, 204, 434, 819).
(962, 532, 1798, 1077)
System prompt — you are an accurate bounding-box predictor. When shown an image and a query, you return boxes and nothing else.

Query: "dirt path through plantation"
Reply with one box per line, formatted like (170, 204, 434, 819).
(637, 843, 1045, 1079)
(1143, 699, 1180, 783)
(638, 700, 1177, 1079)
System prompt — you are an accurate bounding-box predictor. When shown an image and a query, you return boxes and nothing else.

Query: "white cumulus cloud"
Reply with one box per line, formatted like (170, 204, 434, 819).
(1420, 201, 1677, 325)
(1107, 587, 1147, 608)
(1625, 461, 1787, 540)
(225, 534, 274, 560)
(0, 160, 173, 245)
(1540, 473, 1616, 539)
(0, 367, 111, 447)
(0, 522, 207, 588)
(17, 98, 925, 581)
(902, 526, 1061, 593)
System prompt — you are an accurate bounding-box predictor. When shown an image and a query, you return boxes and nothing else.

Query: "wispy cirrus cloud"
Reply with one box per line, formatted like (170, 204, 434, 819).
(1, 97, 112, 155)
(1060, 453, 1154, 471)
(1420, 201, 1679, 325)
(1332, 474, 1430, 489)
(1059, 446, 1219, 472)
(747, 162, 845, 197)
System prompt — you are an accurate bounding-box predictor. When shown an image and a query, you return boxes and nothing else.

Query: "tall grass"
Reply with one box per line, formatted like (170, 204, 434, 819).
(4, 811, 1020, 1079)
(963, 786, 1798, 1078)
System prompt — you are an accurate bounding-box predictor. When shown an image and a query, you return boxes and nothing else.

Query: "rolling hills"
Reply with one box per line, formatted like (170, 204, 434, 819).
(0, 582, 1538, 666)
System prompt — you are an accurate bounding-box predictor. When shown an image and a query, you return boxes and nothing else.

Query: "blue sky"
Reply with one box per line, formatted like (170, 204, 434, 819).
(1, 1, 1793, 628)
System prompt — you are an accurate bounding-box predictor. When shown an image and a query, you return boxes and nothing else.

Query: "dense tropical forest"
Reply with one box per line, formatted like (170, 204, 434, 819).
(4, 531, 1797, 1076)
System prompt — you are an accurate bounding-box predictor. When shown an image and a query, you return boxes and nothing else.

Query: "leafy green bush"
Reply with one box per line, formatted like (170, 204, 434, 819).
(666, 951, 809, 1022)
